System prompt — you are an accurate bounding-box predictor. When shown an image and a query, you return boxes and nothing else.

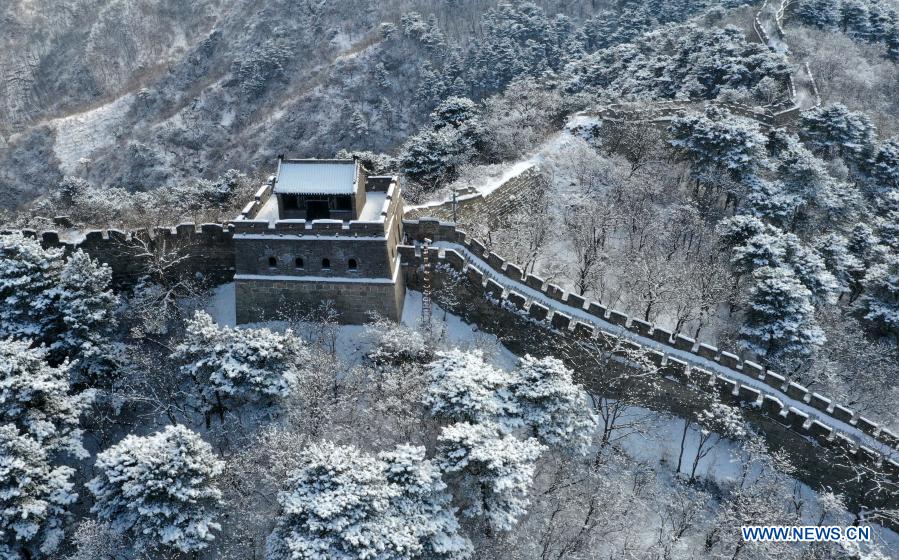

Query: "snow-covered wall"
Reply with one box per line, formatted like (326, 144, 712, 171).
(401, 218, 899, 475)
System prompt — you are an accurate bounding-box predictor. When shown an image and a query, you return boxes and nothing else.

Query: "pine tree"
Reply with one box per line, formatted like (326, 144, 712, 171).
(0, 235, 118, 379)
(870, 138, 899, 192)
(799, 104, 876, 162)
(739, 266, 825, 364)
(267, 441, 471, 560)
(668, 108, 768, 180)
(173, 311, 307, 414)
(437, 421, 544, 533)
(0, 425, 76, 559)
(859, 255, 899, 342)
(0, 340, 93, 458)
(50, 250, 119, 379)
(378, 445, 473, 560)
(0, 233, 63, 340)
(506, 355, 597, 454)
(814, 233, 864, 295)
(423, 349, 516, 424)
(88, 425, 224, 554)
(840, 0, 872, 40)
(791, 0, 838, 29)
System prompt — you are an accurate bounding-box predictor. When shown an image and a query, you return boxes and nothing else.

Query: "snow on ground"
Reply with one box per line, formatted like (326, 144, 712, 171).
(51, 93, 134, 175)
(359, 191, 387, 221)
(198, 282, 899, 551)
(205, 282, 236, 326)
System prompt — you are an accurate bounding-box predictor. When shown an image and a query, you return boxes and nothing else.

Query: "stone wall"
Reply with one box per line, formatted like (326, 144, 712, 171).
(235, 237, 394, 278)
(402, 218, 899, 472)
(17, 223, 236, 286)
(235, 271, 404, 324)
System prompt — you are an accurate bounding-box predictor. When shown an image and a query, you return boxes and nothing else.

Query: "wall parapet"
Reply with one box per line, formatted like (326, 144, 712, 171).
(6, 222, 236, 285)
(401, 218, 899, 468)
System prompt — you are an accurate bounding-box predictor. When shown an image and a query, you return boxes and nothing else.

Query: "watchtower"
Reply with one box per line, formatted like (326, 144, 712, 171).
(232, 158, 405, 324)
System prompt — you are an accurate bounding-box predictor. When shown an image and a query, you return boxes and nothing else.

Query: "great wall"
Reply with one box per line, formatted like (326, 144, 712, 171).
(9, 199, 898, 481)
(2, 0, 895, 524)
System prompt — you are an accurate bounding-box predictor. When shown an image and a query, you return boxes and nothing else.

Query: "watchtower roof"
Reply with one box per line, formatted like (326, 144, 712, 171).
(273, 158, 360, 195)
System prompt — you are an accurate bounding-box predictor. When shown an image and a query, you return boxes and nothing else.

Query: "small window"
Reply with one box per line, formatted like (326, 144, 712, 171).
(294, 257, 304, 269)
(321, 258, 331, 270)
(335, 195, 353, 211)
(268, 256, 277, 268)
(348, 258, 358, 271)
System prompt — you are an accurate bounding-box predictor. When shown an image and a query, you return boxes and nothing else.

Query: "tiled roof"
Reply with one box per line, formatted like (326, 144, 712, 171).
(273, 159, 358, 195)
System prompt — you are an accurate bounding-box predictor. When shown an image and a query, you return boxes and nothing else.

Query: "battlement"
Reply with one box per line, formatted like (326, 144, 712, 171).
(401, 218, 899, 469)
(235, 178, 401, 238)
(8, 222, 236, 285)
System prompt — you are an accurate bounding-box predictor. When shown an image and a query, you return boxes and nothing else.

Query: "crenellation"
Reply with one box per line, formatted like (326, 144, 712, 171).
(830, 404, 854, 423)
(762, 395, 784, 415)
(525, 274, 545, 290)
(566, 293, 587, 310)
(808, 393, 832, 413)
(673, 333, 696, 352)
(572, 321, 594, 338)
(504, 263, 524, 282)
(785, 407, 810, 433)
(651, 327, 673, 344)
(696, 343, 718, 360)
(629, 318, 652, 337)
(485, 278, 505, 298)
(742, 360, 764, 379)
(528, 302, 550, 321)
(587, 302, 607, 320)
(607, 310, 628, 327)
(737, 385, 761, 405)
(506, 291, 527, 310)
(718, 351, 741, 369)
(551, 311, 572, 331)
(785, 381, 809, 402)
(763, 371, 786, 392)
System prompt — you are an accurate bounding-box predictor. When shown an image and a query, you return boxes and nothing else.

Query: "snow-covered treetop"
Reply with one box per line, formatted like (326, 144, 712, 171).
(267, 441, 471, 560)
(423, 349, 517, 424)
(88, 424, 224, 554)
(0, 339, 93, 458)
(173, 311, 309, 409)
(507, 355, 597, 454)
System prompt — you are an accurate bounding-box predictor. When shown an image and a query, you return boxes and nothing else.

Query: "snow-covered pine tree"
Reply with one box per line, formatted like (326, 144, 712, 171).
(870, 138, 899, 192)
(51, 250, 119, 380)
(437, 421, 544, 534)
(790, 0, 839, 29)
(814, 233, 864, 296)
(0, 424, 76, 559)
(267, 441, 471, 560)
(799, 104, 876, 163)
(668, 107, 768, 180)
(378, 444, 473, 560)
(0, 339, 93, 457)
(173, 311, 307, 413)
(506, 355, 597, 454)
(739, 266, 825, 364)
(0, 234, 119, 380)
(88, 425, 224, 553)
(0, 233, 63, 340)
(423, 349, 516, 424)
(859, 255, 899, 343)
(743, 177, 802, 229)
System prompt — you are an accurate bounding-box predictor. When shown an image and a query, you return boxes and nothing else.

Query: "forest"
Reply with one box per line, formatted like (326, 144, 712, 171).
(0, 0, 898, 559)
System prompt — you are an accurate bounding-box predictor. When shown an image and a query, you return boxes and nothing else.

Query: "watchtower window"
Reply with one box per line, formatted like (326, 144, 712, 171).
(348, 258, 358, 271)
(335, 195, 353, 211)
(294, 257, 304, 269)
(321, 258, 331, 270)
(268, 256, 277, 268)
